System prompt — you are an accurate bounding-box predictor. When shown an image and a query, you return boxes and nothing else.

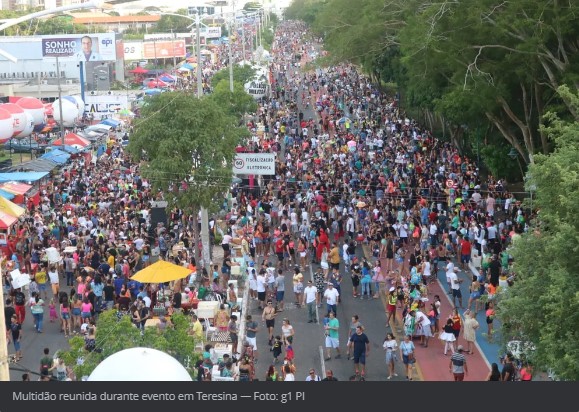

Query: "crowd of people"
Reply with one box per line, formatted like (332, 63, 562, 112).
(2, 18, 529, 382)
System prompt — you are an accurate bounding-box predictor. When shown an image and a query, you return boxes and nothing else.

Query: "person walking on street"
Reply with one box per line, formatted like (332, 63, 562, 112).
(383, 332, 398, 379)
(245, 315, 259, 364)
(400, 334, 416, 381)
(10, 315, 23, 361)
(450, 345, 468, 381)
(303, 280, 318, 323)
(348, 325, 370, 381)
(30, 292, 45, 333)
(323, 282, 339, 316)
(324, 311, 341, 360)
(262, 300, 276, 345)
(463, 310, 479, 355)
(347, 315, 361, 360)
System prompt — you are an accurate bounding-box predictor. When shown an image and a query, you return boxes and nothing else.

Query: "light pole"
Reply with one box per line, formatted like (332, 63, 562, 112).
(190, 8, 210, 270)
(56, 55, 65, 145)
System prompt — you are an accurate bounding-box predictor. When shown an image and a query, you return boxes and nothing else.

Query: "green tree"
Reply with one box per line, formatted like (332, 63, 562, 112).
(58, 311, 202, 379)
(497, 86, 579, 380)
(211, 64, 255, 88)
(209, 79, 258, 120)
(127, 91, 248, 211)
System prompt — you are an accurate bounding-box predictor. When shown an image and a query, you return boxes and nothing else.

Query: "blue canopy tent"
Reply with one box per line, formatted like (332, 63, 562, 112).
(52, 145, 80, 154)
(0, 172, 49, 183)
(159, 75, 176, 83)
(40, 149, 71, 165)
(0, 189, 15, 200)
(144, 88, 163, 96)
(100, 118, 121, 128)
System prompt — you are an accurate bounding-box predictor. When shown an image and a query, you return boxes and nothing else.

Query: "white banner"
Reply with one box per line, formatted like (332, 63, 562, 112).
(85, 94, 129, 120)
(233, 153, 276, 175)
(123, 42, 144, 61)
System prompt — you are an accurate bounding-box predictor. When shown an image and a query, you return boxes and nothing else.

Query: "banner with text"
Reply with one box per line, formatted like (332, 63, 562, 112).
(233, 153, 275, 175)
(41, 33, 117, 62)
(143, 40, 186, 59)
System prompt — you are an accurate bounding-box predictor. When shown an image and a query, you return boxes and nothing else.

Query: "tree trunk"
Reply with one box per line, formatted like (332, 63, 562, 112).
(485, 111, 530, 164)
(534, 82, 549, 154)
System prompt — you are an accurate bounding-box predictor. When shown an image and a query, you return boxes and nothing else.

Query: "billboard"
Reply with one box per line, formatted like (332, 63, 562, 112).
(41, 33, 117, 62)
(233, 153, 276, 175)
(143, 40, 186, 59)
(84, 94, 129, 120)
(123, 42, 145, 61)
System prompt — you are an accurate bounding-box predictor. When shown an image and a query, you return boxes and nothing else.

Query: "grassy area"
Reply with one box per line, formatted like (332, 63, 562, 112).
(0, 151, 35, 166)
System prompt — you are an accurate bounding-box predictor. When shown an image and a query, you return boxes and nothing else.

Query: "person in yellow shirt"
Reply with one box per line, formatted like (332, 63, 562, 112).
(190, 314, 203, 340)
(35, 268, 48, 301)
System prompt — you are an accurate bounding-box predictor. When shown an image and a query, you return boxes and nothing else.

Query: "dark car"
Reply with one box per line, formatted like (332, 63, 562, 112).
(3, 139, 46, 154)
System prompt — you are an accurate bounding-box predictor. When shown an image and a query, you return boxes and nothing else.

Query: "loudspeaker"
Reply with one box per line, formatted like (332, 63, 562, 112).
(150, 207, 168, 228)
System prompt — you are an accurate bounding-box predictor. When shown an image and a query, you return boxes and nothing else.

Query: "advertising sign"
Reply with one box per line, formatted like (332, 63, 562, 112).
(84, 94, 129, 120)
(41, 33, 117, 61)
(233, 153, 276, 175)
(123, 42, 145, 61)
(143, 40, 186, 59)
(202, 27, 222, 39)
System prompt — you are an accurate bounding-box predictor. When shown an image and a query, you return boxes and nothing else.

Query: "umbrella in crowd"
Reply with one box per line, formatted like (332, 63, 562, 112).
(131, 260, 192, 283)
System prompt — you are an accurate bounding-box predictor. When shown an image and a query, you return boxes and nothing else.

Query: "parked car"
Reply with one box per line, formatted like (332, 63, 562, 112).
(3, 139, 47, 154)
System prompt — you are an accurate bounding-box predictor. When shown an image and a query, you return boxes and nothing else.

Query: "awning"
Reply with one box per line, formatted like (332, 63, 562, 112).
(51, 133, 91, 148)
(0, 172, 48, 183)
(0, 181, 32, 195)
(100, 118, 121, 128)
(0, 211, 17, 230)
(52, 145, 80, 154)
(40, 149, 70, 165)
(0, 189, 15, 200)
(8, 158, 58, 172)
(130, 260, 192, 283)
(0, 196, 25, 217)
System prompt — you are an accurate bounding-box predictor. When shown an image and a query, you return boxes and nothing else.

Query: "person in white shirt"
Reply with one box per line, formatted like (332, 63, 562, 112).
(323, 282, 340, 316)
(445, 259, 455, 295)
(305, 369, 321, 381)
(299, 278, 317, 320)
(415, 310, 432, 347)
(256, 270, 267, 310)
(448, 268, 463, 309)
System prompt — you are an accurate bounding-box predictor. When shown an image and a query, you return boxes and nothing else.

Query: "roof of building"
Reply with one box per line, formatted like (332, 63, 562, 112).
(72, 15, 161, 24)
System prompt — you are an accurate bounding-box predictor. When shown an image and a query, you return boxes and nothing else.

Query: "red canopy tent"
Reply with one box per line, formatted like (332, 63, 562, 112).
(52, 133, 91, 148)
(129, 66, 148, 74)
(147, 79, 168, 88)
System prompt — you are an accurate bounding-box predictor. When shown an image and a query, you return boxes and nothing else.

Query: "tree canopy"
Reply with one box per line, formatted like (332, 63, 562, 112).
(209, 79, 258, 120)
(287, 0, 579, 178)
(126, 91, 248, 211)
(496, 86, 579, 381)
(211, 65, 256, 88)
(58, 311, 201, 379)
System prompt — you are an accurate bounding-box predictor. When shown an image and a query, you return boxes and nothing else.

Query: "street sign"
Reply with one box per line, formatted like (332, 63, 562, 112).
(446, 179, 454, 188)
(233, 153, 275, 175)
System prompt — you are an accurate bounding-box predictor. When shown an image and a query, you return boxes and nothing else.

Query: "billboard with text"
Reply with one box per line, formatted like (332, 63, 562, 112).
(143, 40, 186, 60)
(41, 33, 117, 62)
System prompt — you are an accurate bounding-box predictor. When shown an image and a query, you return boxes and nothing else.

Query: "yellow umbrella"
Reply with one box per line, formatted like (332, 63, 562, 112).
(0, 196, 25, 217)
(131, 260, 192, 283)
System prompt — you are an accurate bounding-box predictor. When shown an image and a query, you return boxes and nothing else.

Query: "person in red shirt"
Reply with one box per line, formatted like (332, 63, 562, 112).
(460, 237, 472, 270)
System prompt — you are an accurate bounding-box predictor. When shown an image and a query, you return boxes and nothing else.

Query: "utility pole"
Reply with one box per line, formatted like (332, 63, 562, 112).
(194, 9, 211, 273)
(56, 55, 65, 146)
